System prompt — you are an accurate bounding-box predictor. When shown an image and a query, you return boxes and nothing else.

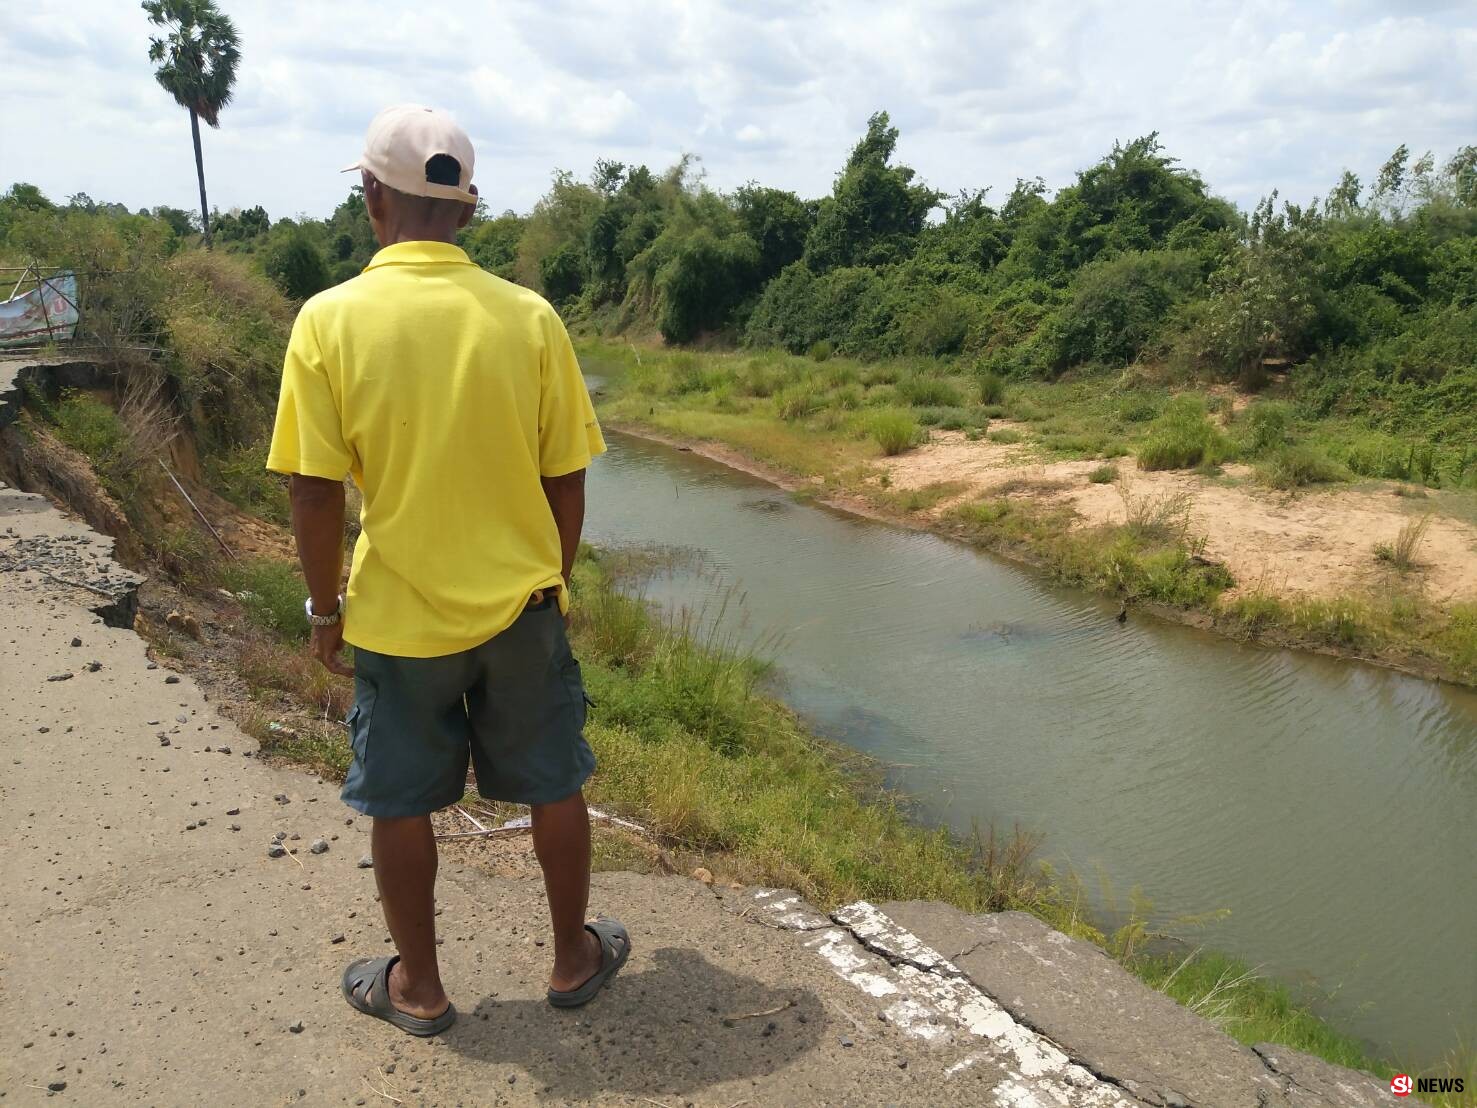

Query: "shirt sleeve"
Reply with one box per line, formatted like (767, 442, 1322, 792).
(265, 307, 354, 481)
(538, 308, 606, 478)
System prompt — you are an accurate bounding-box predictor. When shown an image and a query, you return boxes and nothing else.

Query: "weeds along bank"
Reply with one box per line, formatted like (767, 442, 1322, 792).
(1, 201, 293, 573)
(205, 546, 1425, 1088)
(2, 170, 1471, 1092)
(586, 337, 1477, 686)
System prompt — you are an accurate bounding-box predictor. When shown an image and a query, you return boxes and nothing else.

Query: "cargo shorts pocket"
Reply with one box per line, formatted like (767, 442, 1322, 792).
(346, 682, 377, 765)
(560, 657, 588, 733)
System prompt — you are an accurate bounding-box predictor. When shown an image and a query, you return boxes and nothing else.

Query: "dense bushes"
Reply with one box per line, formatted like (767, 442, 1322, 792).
(1037, 250, 1204, 372)
(489, 126, 1475, 458)
(7, 122, 1475, 477)
(261, 227, 330, 300)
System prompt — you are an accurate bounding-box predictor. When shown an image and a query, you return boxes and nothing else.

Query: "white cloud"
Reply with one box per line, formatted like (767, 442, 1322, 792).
(0, 0, 1472, 222)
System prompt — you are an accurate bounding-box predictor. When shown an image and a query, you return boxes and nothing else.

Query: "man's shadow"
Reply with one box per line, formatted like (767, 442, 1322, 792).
(444, 946, 826, 1101)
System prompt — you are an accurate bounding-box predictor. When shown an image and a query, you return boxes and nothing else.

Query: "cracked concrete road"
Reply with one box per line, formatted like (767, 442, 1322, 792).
(0, 481, 1115, 1106)
(0, 463, 1397, 1107)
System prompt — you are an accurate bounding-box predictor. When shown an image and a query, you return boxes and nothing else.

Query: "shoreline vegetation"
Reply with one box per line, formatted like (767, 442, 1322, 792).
(581, 337, 1477, 689)
(195, 546, 1464, 1096)
(6, 120, 1475, 1095)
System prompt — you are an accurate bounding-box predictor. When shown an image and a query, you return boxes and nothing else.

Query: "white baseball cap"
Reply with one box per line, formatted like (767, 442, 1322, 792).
(342, 104, 477, 205)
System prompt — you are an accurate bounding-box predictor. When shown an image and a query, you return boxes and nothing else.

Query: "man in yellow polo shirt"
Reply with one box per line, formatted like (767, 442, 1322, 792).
(268, 105, 629, 1036)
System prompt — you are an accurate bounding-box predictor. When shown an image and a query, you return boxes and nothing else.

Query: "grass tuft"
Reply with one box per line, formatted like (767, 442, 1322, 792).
(976, 370, 1007, 406)
(869, 409, 923, 456)
(897, 374, 962, 408)
(224, 558, 311, 641)
(1257, 445, 1345, 490)
(1374, 514, 1433, 571)
(1138, 396, 1232, 471)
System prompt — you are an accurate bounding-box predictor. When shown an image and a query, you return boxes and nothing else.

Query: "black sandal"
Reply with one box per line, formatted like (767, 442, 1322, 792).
(341, 955, 456, 1036)
(546, 919, 631, 1008)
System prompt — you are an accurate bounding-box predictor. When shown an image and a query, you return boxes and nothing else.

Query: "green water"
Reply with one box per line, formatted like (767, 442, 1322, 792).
(585, 424, 1476, 1067)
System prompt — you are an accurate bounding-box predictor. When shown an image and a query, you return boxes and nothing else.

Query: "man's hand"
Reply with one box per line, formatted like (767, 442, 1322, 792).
(290, 473, 351, 676)
(311, 621, 354, 677)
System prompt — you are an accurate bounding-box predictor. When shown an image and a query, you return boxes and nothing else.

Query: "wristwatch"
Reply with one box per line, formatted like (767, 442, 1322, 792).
(305, 594, 345, 627)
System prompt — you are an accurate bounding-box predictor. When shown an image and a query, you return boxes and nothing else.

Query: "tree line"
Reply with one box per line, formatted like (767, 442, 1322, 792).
(5, 109, 1475, 444)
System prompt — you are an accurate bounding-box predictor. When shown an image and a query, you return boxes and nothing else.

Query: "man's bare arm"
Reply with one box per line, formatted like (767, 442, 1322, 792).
(289, 473, 352, 675)
(541, 469, 586, 588)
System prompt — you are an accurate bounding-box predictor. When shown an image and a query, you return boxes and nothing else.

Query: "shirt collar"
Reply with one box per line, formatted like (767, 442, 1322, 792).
(364, 241, 475, 270)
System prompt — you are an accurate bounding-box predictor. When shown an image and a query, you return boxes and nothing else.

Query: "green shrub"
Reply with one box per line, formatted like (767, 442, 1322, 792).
(640, 223, 761, 343)
(899, 288, 976, 356)
(1088, 464, 1118, 484)
(224, 558, 310, 641)
(666, 353, 713, 395)
(1117, 395, 1160, 423)
(205, 442, 290, 525)
(1439, 604, 1477, 675)
(736, 363, 780, 398)
(976, 370, 1007, 405)
(1138, 396, 1232, 470)
(1244, 401, 1292, 455)
(1040, 250, 1204, 372)
(917, 406, 975, 429)
(869, 409, 922, 455)
(823, 361, 859, 388)
(775, 381, 823, 421)
(897, 375, 962, 408)
(1258, 445, 1345, 489)
(808, 339, 833, 362)
(262, 228, 330, 300)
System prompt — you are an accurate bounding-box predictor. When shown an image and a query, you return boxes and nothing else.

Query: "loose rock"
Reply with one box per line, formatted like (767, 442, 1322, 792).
(267, 844, 286, 858)
(47, 673, 73, 682)
(84, 660, 102, 672)
(310, 839, 329, 854)
(331, 933, 346, 944)
(288, 1020, 304, 1034)
(165, 675, 181, 685)
(692, 867, 714, 885)
(357, 855, 374, 869)
(70, 636, 81, 648)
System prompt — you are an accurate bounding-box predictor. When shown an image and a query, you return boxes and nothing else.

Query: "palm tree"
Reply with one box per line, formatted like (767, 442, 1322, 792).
(143, 0, 240, 248)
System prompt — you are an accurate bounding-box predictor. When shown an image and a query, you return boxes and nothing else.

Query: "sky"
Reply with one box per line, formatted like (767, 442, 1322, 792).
(1, 0, 1474, 223)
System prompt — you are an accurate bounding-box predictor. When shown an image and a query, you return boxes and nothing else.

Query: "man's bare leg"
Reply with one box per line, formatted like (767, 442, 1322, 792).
(372, 815, 451, 1019)
(532, 790, 602, 991)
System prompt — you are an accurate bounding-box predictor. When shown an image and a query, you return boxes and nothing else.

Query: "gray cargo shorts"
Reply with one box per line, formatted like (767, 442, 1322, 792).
(341, 594, 595, 818)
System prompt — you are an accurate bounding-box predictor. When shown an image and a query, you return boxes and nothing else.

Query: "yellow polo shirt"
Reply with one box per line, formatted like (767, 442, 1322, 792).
(266, 240, 605, 658)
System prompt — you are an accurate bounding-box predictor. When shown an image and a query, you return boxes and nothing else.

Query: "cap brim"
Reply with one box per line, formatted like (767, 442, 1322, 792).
(340, 161, 363, 173)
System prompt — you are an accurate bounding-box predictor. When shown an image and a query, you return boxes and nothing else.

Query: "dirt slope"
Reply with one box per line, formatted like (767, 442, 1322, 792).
(879, 427, 1477, 603)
